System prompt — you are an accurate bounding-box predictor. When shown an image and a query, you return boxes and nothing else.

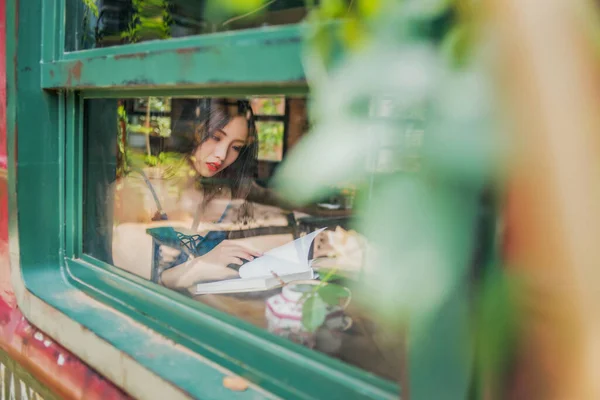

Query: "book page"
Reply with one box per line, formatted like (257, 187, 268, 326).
(195, 270, 315, 295)
(238, 228, 325, 279)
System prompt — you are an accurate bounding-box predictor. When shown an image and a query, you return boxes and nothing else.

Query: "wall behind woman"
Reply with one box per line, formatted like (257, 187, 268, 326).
(83, 100, 118, 263)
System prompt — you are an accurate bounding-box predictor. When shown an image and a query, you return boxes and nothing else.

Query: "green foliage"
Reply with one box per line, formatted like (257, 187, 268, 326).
(257, 97, 283, 115)
(472, 268, 522, 398)
(298, 269, 350, 332)
(220, 0, 267, 13)
(122, 0, 173, 43)
(273, 0, 508, 397)
(257, 121, 284, 161)
(302, 295, 327, 332)
(129, 117, 171, 137)
(300, 281, 349, 332)
(125, 149, 191, 184)
(82, 0, 98, 17)
(317, 283, 349, 306)
(204, 0, 273, 27)
(144, 154, 159, 167)
(102, 0, 507, 394)
(116, 104, 129, 178)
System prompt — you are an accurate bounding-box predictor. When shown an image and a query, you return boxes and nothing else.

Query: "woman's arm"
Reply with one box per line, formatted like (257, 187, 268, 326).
(160, 240, 262, 290)
(246, 180, 293, 208)
(160, 258, 238, 290)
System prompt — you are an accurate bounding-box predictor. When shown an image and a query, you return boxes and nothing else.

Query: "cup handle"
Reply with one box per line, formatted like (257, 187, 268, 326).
(340, 286, 352, 310)
(342, 316, 353, 331)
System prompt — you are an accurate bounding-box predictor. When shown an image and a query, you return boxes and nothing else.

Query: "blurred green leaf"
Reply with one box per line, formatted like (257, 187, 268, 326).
(409, 284, 472, 400)
(220, 0, 266, 13)
(339, 17, 367, 50)
(357, 0, 384, 19)
(441, 24, 473, 68)
(356, 175, 478, 324)
(317, 284, 349, 306)
(289, 0, 501, 396)
(320, 0, 346, 18)
(204, 0, 268, 25)
(82, 0, 99, 17)
(423, 65, 499, 185)
(403, 0, 454, 20)
(473, 268, 521, 398)
(302, 295, 327, 332)
(275, 44, 440, 204)
(256, 121, 284, 161)
(274, 121, 375, 204)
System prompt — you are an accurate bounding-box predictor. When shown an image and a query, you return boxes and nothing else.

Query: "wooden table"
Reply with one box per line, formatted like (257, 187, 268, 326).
(194, 289, 406, 383)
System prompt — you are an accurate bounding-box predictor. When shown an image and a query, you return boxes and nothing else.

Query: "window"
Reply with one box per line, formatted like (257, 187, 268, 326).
(65, 0, 308, 51)
(252, 96, 289, 181)
(252, 96, 286, 162)
(83, 95, 405, 382)
(11, 1, 405, 398)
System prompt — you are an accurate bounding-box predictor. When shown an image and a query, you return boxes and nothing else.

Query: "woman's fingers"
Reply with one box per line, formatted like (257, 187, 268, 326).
(226, 256, 245, 266)
(221, 241, 263, 257)
(226, 248, 257, 261)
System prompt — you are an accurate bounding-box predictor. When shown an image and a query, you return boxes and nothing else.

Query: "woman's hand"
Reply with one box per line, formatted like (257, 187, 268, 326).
(198, 240, 262, 268)
(160, 240, 262, 290)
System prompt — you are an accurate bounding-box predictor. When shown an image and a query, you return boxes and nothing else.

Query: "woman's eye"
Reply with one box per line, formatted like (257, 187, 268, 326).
(210, 134, 221, 141)
(232, 145, 243, 152)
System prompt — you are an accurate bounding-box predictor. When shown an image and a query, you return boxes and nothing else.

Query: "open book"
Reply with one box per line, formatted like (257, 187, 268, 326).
(194, 228, 325, 295)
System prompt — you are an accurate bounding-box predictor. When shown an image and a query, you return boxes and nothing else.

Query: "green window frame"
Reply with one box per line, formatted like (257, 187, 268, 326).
(7, 1, 400, 399)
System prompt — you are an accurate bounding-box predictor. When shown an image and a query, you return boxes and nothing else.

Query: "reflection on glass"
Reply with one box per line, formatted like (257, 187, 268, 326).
(251, 96, 286, 162)
(66, 0, 308, 51)
(256, 121, 284, 161)
(251, 96, 285, 116)
(83, 95, 413, 381)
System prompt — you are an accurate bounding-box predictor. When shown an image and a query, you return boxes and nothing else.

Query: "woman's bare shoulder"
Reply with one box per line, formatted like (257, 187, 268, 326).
(112, 174, 156, 223)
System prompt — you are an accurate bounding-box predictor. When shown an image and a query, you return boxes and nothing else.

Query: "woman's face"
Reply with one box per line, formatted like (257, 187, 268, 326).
(192, 115, 249, 177)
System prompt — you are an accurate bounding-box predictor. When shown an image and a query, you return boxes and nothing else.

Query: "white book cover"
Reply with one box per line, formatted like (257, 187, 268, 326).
(194, 228, 325, 295)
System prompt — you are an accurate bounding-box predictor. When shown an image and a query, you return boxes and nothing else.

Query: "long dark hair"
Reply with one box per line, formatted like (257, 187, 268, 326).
(178, 98, 258, 224)
(193, 98, 258, 200)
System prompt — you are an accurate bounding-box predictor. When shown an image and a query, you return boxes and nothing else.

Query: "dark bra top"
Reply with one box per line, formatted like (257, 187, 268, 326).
(146, 207, 230, 263)
(136, 169, 230, 271)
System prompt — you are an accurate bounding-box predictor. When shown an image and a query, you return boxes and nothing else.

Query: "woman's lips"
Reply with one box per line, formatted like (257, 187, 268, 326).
(206, 162, 220, 172)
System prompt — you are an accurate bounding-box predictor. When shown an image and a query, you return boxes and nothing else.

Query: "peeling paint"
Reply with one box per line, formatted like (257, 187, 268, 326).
(41, 29, 305, 90)
(174, 47, 214, 55)
(64, 61, 83, 86)
(71, 61, 83, 81)
(262, 36, 302, 46)
(114, 53, 148, 61)
(1, 301, 133, 399)
(120, 79, 155, 86)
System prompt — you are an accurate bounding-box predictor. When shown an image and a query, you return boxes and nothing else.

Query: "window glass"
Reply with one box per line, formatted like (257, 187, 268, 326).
(251, 96, 285, 116)
(256, 121, 284, 161)
(66, 0, 308, 52)
(252, 96, 286, 162)
(83, 95, 416, 381)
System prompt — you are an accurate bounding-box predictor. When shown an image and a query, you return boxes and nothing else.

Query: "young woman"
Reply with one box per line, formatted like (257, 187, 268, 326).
(113, 98, 263, 292)
(158, 98, 264, 291)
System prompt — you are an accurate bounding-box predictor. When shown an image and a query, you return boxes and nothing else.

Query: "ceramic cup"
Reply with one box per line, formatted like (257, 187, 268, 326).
(265, 280, 352, 353)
